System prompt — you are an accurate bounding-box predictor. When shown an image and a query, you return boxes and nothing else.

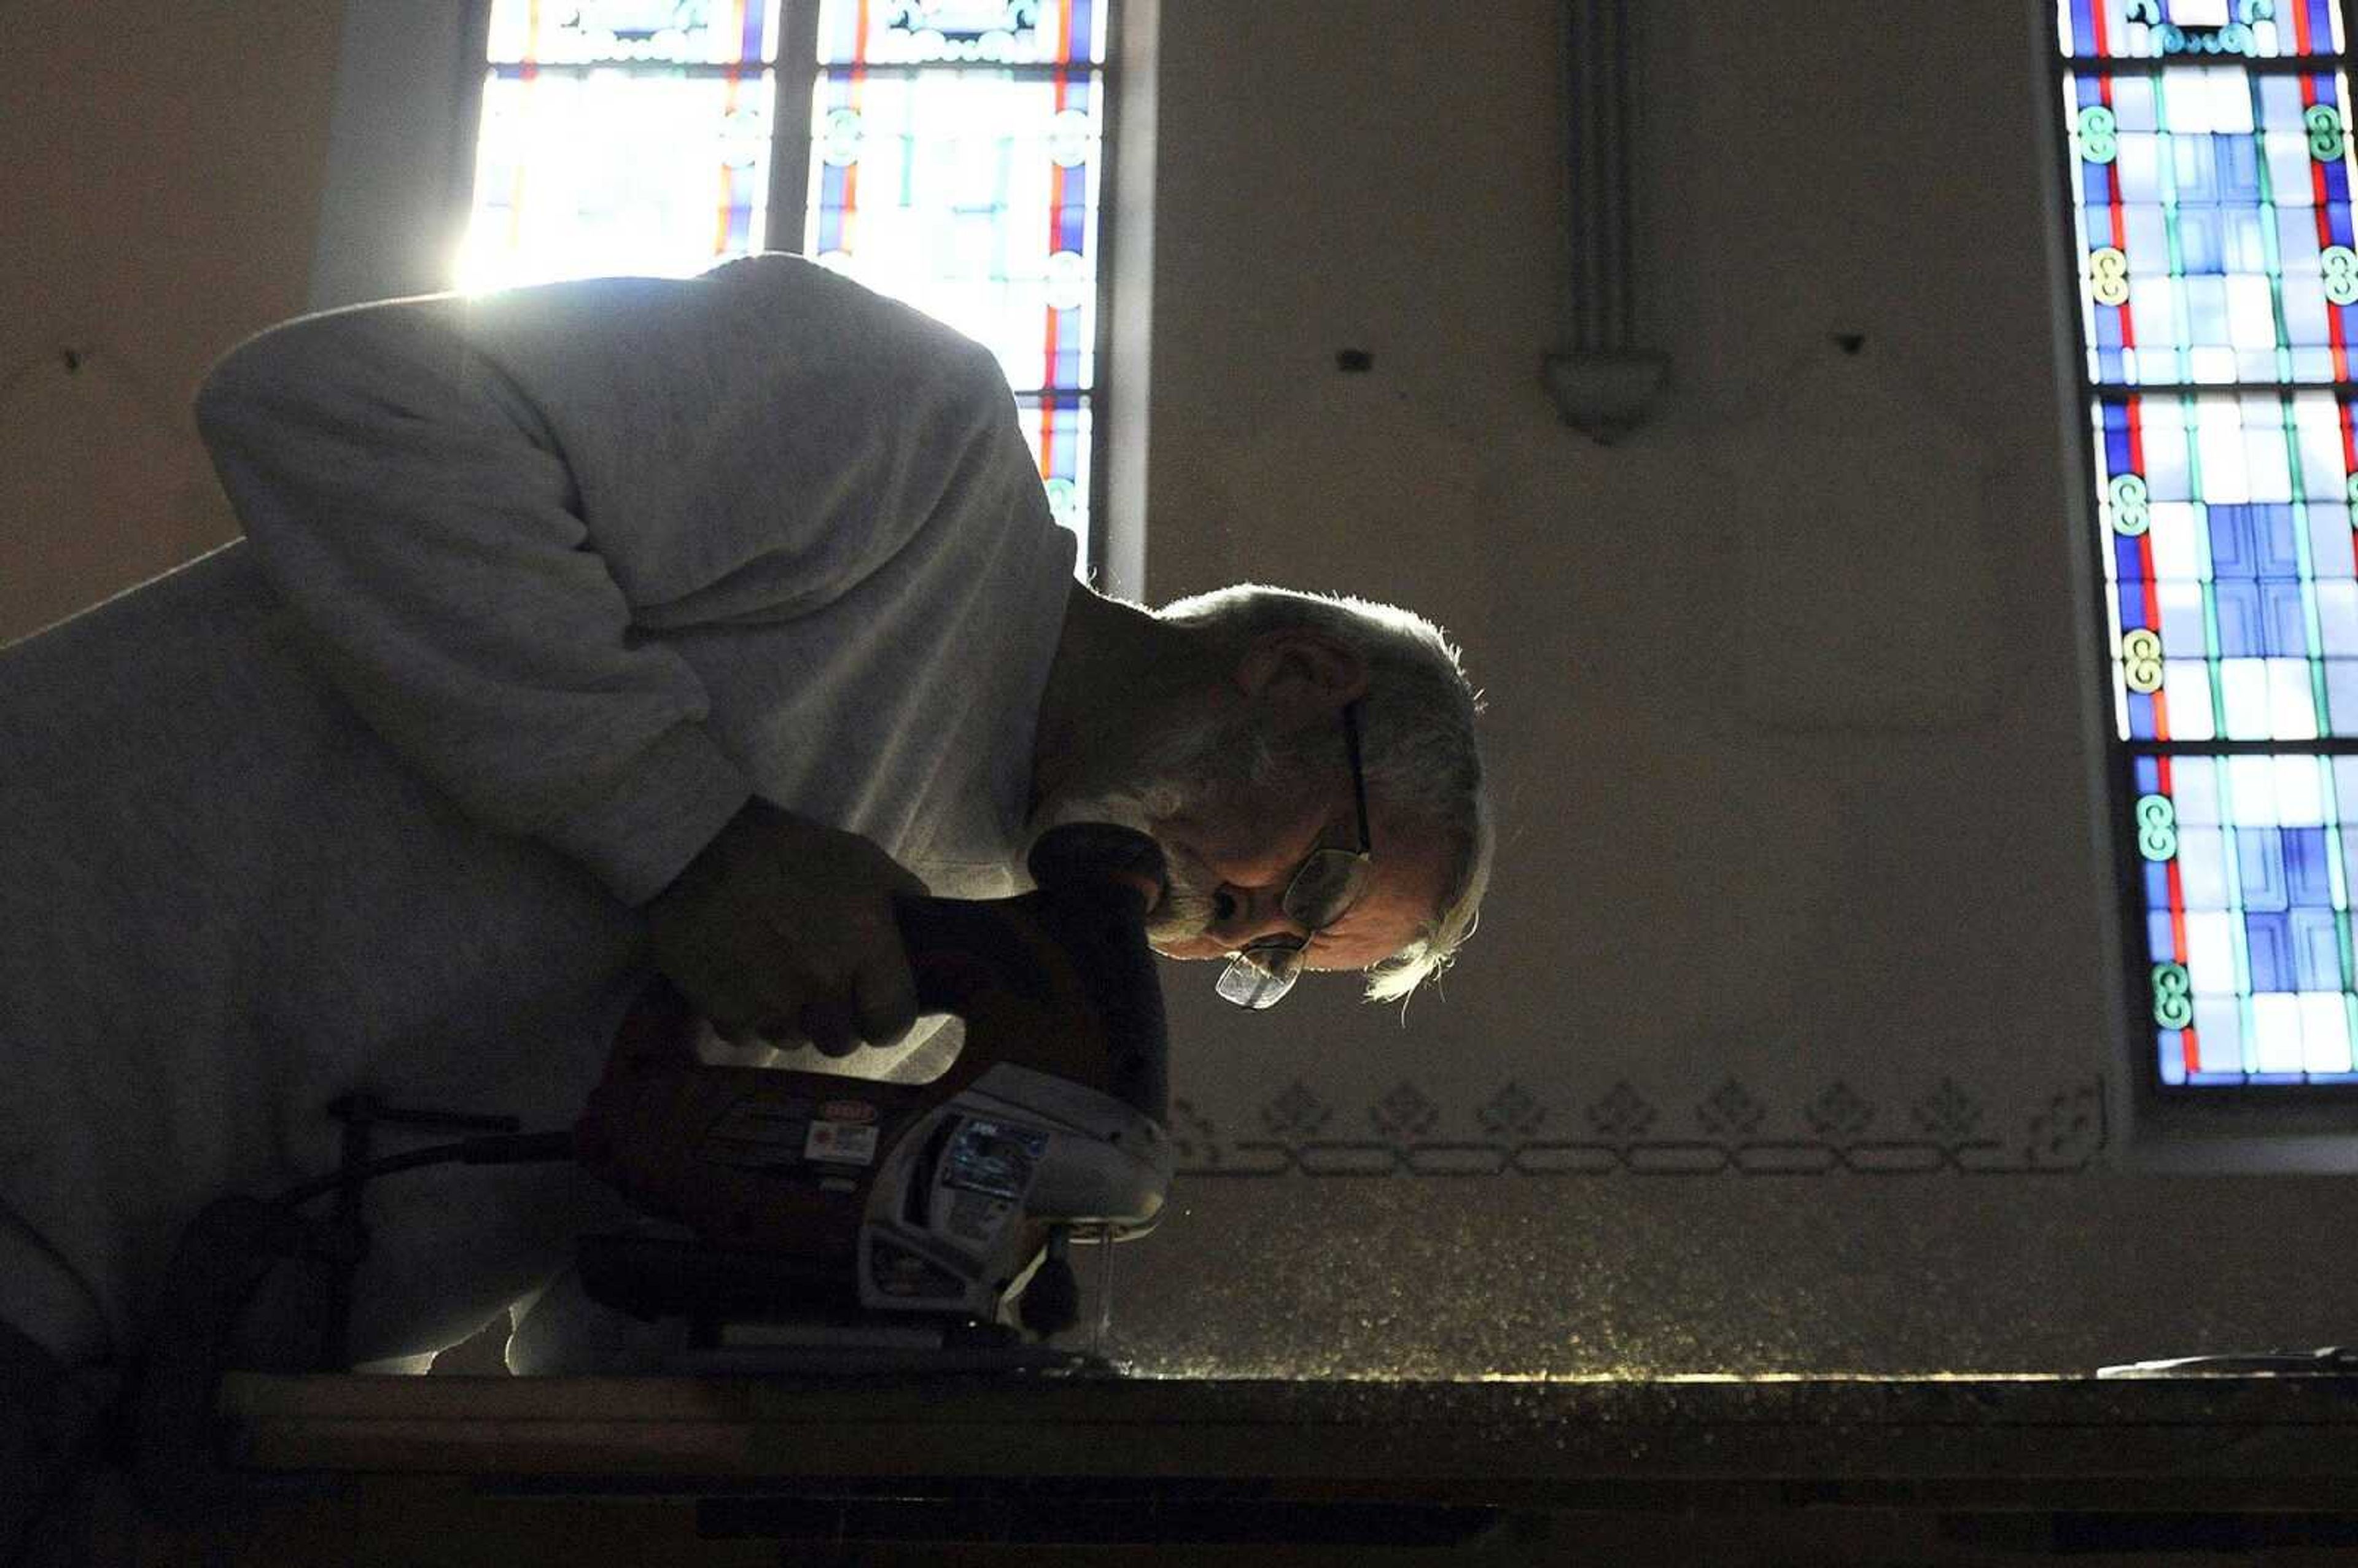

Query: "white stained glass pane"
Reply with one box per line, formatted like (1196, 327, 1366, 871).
(2325, 583, 2358, 653)
(2157, 578, 2208, 653)
(2228, 753, 2284, 825)
(2330, 659, 2358, 732)
(2177, 756, 2223, 825)
(2193, 995, 2243, 1066)
(2186, 908, 2241, 991)
(2117, 132, 2163, 201)
(2147, 502, 2203, 580)
(2227, 275, 2279, 351)
(2294, 346, 2340, 380)
(2266, 131, 2320, 204)
(2128, 276, 2178, 343)
(2174, 128, 2219, 201)
(2305, 994, 2355, 1074)
(2112, 74, 2158, 130)
(2275, 753, 2332, 826)
(2241, 411, 2297, 502)
(2281, 208, 2327, 275)
(2294, 396, 2347, 497)
(2198, 400, 2251, 500)
(2180, 824, 2233, 908)
(2185, 278, 2232, 348)
(2269, 658, 2322, 739)
(2162, 658, 2217, 738)
(2312, 507, 2357, 580)
(2142, 411, 2191, 499)
(2188, 346, 2239, 384)
(461, 70, 776, 291)
(2189, 65, 2255, 134)
(2253, 993, 2306, 1072)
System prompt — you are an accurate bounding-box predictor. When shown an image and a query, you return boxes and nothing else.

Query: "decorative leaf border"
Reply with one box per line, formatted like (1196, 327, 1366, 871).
(1169, 1077, 2107, 1177)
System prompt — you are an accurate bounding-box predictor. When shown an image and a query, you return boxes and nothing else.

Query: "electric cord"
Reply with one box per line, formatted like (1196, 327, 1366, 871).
(270, 1130, 577, 1209)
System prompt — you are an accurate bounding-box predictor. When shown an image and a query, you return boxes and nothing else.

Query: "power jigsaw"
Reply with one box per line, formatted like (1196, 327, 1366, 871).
(570, 820, 1178, 1372)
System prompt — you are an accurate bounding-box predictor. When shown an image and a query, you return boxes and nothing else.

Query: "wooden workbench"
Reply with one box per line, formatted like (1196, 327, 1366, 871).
(74, 1370, 2349, 1564)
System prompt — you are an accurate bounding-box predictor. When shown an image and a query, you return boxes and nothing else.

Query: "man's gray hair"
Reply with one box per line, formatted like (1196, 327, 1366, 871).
(1156, 584, 1491, 1002)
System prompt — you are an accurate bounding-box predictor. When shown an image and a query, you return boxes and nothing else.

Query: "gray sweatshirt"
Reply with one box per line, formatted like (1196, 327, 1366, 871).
(0, 254, 1076, 1367)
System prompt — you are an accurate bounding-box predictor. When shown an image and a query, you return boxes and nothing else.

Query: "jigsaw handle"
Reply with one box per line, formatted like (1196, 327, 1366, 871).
(889, 824, 1170, 1122)
(594, 825, 1171, 1119)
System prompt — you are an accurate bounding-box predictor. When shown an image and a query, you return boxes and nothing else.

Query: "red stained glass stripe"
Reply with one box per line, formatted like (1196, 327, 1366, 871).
(1035, 395, 1057, 483)
(2305, 72, 2344, 378)
(2098, 74, 2138, 355)
(2154, 756, 2201, 1075)
(1043, 7, 1075, 437)
(717, 0, 745, 257)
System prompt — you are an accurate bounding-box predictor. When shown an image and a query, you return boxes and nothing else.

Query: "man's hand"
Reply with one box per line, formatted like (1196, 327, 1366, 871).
(643, 799, 929, 1056)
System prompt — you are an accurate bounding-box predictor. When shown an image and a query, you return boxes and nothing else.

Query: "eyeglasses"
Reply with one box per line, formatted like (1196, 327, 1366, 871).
(1215, 701, 1373, 1010)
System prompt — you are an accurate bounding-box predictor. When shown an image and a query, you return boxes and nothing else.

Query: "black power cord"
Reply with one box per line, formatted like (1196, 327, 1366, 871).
(130, 1112, 577, 1525)
(269, 1129, 576, 1210)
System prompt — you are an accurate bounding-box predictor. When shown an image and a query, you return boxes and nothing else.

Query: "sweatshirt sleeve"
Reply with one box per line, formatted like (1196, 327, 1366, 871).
(192, 274, 771, 907)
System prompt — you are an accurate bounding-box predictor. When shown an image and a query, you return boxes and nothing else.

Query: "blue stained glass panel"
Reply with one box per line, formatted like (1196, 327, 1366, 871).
(2063, 67, 2358, 387)
(2088, 390, 2358, 742)
(2132, 754, 2358, 1084)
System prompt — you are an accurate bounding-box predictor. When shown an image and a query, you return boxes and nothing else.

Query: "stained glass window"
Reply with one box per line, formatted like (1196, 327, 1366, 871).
(462, 2, 782, 290)
(803, 0, 1109, 550)
(461, 0, 1112, 571)
(2060, 0, 2358, 1084)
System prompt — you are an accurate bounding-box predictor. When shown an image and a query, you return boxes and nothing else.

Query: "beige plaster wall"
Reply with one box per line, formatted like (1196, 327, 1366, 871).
(1, 1, 338, 645)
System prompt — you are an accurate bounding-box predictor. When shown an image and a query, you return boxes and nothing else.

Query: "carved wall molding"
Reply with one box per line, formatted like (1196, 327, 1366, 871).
(1170, 1076, 2108, 1178)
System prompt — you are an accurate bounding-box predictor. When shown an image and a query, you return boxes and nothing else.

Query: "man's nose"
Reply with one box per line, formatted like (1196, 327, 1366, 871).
(1214, 883, 1305, 947)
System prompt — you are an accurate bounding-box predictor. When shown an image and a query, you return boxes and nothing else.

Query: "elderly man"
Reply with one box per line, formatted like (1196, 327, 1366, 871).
(0, 254, 1488, 1551)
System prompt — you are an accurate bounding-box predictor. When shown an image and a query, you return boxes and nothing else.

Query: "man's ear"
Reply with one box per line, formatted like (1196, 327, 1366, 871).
(1234, 629, 1369, 715)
